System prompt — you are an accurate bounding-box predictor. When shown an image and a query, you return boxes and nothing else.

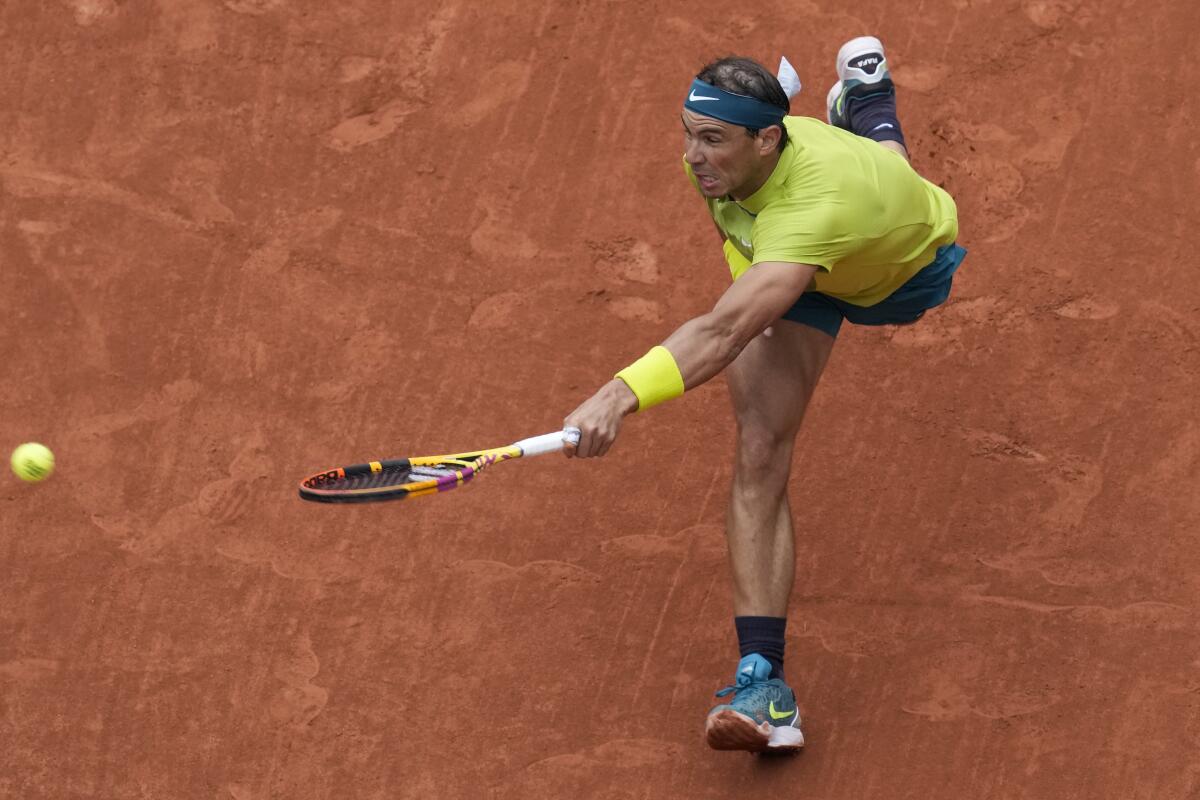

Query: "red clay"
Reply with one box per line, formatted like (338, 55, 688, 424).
(3, 1, 1199, 798)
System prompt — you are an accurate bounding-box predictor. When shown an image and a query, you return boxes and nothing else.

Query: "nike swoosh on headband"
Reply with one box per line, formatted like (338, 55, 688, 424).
(688, 90, 719, 101)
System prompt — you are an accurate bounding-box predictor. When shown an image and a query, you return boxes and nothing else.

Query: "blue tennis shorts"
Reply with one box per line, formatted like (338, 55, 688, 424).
(782, 243, 967, 338)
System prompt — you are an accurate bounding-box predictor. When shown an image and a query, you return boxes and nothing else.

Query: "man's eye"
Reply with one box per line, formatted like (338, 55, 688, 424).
(705, 137, 721, 145)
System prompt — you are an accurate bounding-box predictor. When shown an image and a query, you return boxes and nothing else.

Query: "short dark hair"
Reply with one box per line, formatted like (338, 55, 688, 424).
(696, 57, 790, 151)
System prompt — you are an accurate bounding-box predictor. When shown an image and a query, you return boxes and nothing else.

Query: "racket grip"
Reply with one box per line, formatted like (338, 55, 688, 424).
(516, 428, 580, 457)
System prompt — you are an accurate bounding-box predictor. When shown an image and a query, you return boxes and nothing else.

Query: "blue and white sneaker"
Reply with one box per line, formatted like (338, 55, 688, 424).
(826, 35, 894, 130)
(704, 653, 804, 753)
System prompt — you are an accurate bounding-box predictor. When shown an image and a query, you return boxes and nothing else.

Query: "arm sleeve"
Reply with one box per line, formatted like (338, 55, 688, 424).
(723, 239, 752, 280)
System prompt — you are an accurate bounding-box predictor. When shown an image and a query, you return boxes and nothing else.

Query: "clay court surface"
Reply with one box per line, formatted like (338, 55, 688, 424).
(3, 0, 1199, 797)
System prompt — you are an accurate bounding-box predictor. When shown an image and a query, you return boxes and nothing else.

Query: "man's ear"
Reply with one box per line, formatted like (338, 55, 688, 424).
(757, 124, 782, 155)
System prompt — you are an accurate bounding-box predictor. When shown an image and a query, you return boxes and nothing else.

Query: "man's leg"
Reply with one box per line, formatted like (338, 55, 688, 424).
(826, 36, 910, 162)
(725, 321, 834, 629)
(704, 320, 834, 754)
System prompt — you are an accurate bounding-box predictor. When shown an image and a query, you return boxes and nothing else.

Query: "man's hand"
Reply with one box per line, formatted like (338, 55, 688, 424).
(563, 379, 639, 458)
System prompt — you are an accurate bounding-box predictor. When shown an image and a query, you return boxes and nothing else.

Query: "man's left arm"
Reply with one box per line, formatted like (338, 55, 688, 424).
(564, 261, 818, 458)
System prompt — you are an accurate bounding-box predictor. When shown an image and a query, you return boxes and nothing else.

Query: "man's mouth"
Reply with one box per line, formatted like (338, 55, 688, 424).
(696, 174, 719, 191)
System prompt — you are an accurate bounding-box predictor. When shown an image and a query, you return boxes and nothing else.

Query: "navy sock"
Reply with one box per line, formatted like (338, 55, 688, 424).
(734, 616, 787, 680)
(846, 87, 907, 149)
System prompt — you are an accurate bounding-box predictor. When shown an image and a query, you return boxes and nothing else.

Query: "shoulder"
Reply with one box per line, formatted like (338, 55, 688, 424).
(781, 116, 831, 138)
(772, 121, 862, 193)
(772, 124, 879, 203)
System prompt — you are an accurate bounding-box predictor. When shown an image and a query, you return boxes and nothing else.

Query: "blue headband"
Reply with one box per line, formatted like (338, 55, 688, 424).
(683, 78, 787, 129)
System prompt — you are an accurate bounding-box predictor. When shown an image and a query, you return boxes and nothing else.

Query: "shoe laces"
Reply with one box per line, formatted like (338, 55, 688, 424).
(714, 671, 771, 702)
(715, 653, 775, 700)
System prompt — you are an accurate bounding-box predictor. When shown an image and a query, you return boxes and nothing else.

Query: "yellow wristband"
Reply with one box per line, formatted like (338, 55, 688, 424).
(615, 345, 685, 411)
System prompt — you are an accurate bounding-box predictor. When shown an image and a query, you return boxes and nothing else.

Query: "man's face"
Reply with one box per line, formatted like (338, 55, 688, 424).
(682, 108, 775, 200)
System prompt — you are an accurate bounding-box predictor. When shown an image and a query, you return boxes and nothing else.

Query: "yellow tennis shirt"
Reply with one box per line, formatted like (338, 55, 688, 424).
(686, 116, 959, 307)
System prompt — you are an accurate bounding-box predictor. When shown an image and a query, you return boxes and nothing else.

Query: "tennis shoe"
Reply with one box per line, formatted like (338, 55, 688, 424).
(826, 35, 894, 131)
(704, 653, 804, 753)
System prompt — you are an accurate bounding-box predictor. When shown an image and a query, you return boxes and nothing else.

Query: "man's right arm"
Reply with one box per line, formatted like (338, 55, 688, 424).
(563, 259, 817, 458)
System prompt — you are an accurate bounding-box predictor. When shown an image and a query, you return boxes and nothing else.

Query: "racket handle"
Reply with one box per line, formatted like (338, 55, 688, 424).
(515, 428, 581, 457)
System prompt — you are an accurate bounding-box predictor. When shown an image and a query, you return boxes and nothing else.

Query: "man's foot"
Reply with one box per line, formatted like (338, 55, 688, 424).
(825, 35, 894, 132)
(704, 653, 804, 753)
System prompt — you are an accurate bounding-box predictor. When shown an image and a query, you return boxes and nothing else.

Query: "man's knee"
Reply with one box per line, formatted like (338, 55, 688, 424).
(734, 424, 796, 483)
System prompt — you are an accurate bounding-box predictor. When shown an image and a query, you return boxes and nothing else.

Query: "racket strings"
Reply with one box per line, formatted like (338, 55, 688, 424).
(409, 465, 461, 479)
(333, 461, 473, 491)
(336, 465, 419, 490)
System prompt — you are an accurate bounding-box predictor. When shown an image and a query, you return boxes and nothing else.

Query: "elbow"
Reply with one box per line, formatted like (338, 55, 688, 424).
(712, 318, 760, 366)
(689, 309, 770, 376)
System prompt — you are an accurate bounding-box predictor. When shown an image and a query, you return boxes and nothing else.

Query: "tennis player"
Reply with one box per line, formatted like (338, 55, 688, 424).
(563, 36, 965, 753)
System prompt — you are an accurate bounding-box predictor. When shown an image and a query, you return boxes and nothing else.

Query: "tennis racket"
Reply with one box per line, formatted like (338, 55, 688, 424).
(298, 427, 581, 504)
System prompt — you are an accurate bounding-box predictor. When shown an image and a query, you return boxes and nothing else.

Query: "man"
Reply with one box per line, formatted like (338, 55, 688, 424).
(563, 36, 964, 754)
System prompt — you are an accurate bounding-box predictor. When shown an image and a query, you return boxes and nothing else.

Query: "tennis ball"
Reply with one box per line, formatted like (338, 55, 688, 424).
(11, 442, 54, 482)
